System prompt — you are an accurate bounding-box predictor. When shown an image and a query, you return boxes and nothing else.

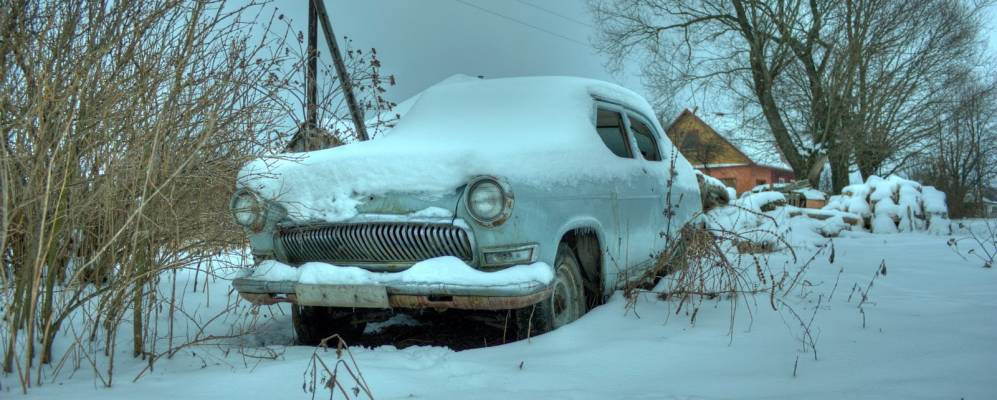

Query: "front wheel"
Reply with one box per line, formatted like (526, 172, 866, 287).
(291, 305, 366, 346)
(515, 243, 586, 339)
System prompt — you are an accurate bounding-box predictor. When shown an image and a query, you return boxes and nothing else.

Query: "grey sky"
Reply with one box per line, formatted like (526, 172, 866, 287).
(265, 0, 996, 113)
(266, 0, 643, 104)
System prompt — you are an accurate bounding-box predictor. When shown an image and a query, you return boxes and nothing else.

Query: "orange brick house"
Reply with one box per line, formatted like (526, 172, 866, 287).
(665, 109, 794, 195)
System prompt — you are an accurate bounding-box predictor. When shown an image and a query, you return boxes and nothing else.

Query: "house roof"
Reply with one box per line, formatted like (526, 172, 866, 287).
(665, 109, 792, 172)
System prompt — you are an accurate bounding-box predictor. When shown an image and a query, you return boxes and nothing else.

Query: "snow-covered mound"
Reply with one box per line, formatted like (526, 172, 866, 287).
(823, 175, 950, 234)
(703, 193, 860, 250)
(237, 76, 697, 221)
(703, 175, 952, 252)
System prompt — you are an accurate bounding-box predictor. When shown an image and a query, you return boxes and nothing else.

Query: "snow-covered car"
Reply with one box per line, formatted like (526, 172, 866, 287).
(230, 76, 702, 344)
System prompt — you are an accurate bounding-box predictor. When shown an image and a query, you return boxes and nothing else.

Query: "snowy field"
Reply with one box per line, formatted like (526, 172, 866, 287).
(4, 222, 996, 399)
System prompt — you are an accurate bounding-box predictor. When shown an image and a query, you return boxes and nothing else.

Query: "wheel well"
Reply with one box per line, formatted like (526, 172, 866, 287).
(561, 228, 604, 309)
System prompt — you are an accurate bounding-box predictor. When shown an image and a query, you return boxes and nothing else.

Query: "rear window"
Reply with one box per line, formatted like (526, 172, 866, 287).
(629, 117, 661, 161)
(596, 108, 632, 158)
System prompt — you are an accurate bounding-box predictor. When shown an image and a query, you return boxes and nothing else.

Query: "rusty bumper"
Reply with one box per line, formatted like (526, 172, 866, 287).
(232, 277, 552, 311)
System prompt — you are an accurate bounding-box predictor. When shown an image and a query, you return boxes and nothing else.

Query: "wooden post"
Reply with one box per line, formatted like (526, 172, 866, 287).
(311, 0, 369, 141)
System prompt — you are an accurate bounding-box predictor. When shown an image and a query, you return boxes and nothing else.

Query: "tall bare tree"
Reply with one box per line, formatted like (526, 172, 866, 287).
(909, 70, 997, 217)
(834, 0, 983, 179)
(591, 0, 990, 192)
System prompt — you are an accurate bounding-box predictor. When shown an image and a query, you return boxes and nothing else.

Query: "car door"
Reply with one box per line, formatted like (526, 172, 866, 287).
(624, 112, 670, 265)
(593, 103, 660, 280)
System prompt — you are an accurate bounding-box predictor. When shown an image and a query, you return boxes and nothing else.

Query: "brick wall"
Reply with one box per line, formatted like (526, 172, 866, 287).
(699, 165, 795, 195)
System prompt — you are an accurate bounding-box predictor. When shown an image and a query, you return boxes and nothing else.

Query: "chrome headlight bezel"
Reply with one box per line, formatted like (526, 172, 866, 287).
(465, 176, 514, 228)
(230, 188, 266, 231)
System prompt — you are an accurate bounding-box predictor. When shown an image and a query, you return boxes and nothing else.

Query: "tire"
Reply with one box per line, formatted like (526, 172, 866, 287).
(515, 243, 587, 340)
(291, 305, 366, 346)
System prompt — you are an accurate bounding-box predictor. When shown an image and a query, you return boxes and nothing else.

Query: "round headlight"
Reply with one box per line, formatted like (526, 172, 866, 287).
(465, 177, 513, 227)
(230, 189, 264, 229)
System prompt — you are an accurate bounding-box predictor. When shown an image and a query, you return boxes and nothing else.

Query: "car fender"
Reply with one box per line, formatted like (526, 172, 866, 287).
(553, 216, 618, 297)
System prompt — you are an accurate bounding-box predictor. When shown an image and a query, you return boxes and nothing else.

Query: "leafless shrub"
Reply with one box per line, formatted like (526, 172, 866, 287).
(627, 220, 795, 330)
(949, 220, 997, 268)
(302, 335, 374, 400)
(625, 195, 849, 351)
(0, 0, 391, 393)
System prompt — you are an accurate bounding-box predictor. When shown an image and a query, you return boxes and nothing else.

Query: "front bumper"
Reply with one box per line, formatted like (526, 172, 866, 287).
(232, 270, 552, 311)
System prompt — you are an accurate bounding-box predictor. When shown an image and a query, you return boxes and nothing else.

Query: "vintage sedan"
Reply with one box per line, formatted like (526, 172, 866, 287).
(231, 76, 702, 344)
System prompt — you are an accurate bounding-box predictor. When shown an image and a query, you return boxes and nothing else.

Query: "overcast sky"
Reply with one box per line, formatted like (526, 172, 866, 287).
(265, 0, 643, 103)
(264, 0, 997, 113)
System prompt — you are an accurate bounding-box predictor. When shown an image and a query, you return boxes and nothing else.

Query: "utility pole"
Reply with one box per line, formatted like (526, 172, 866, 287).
(305, 2, 318, 130)
(311, 0, 369, 141)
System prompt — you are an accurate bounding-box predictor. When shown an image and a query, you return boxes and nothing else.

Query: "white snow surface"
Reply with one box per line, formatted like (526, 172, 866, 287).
(795, 188, 827, 200)
(408, 206, 453, 218)
(747, 183, 827, 200)
(238, 76, 697, 221)
(696, 170, 726, 189)
(922, 186, 948, 214)
(12, 223, 997, 400)
(748, 182, 791, 193)
(735, 191, 786, 212)
(703, 203, 852, 249)
(250, 257, 555, 287)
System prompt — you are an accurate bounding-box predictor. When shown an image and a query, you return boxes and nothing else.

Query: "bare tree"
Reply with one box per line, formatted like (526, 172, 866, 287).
(908, 69, 997, 217)
(833, 0, 983, 179)
(593, 0, 829, 184)
(591, 0, 990, 192)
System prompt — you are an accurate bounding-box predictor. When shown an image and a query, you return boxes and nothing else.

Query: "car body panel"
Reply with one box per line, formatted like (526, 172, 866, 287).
(232, 76, 702, 310)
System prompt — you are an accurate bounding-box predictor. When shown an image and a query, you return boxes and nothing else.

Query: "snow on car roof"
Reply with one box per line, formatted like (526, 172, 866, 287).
(239, 76, 697, 221)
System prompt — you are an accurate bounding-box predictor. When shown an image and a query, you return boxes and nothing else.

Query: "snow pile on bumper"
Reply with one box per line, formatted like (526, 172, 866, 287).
(248, 256, 554, 287)
(233, 256, 557, 309)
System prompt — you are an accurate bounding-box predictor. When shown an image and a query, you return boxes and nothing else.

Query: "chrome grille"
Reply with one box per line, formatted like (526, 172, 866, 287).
(278, 223, 474, 265)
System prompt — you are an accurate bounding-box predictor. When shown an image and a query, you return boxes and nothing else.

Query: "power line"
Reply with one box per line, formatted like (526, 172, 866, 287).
(514, 0, 595, 29)
(453, 0, 590, 47)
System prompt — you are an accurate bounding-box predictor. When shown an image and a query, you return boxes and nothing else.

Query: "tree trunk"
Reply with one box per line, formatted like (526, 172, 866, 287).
(830, 150, 850, 193)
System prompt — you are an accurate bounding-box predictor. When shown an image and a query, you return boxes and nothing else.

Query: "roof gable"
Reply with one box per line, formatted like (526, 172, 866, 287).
(665, 109, 752, 166)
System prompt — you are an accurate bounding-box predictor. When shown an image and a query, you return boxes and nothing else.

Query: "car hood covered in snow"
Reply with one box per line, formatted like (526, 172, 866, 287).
(238, 76, 696, 222)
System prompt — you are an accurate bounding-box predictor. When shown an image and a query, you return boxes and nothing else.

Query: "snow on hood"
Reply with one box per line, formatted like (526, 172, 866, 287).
(239, 76, 694, 221)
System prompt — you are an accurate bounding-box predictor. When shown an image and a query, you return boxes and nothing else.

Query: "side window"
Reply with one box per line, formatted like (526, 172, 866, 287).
(628, 116, 661, 161)
(596, 108, 633, 158)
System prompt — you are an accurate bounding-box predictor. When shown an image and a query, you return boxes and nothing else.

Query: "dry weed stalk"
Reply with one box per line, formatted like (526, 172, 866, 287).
(949, 220, 997, 268)
(302, 335, 375, 400)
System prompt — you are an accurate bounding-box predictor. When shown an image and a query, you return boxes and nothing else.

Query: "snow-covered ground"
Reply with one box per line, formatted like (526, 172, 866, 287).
(5, 222, 996, 399)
